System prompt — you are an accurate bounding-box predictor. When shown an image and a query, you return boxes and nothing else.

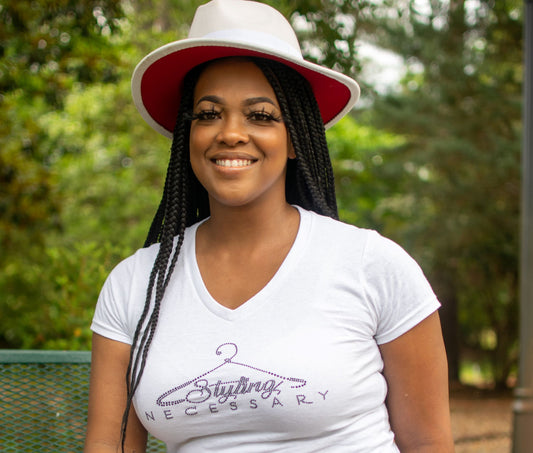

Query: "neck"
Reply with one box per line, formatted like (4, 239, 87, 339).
(200, 201, 299, 249)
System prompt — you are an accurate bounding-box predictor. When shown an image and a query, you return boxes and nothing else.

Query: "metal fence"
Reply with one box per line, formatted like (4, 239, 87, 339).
(0, 350, 165, 452)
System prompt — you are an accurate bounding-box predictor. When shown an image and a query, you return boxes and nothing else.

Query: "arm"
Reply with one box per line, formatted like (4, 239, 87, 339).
(379, 311, 455, 452)
(84, 333, 148, 453)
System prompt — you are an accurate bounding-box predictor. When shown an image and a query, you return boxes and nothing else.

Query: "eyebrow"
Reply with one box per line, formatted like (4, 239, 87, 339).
(195, 95, 221, 106)
(195, 95, 277, 107)
(242, 97, 277, 107)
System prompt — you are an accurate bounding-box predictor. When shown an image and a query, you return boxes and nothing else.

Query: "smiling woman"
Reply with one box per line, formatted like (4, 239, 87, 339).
(84, 1, 454, 453)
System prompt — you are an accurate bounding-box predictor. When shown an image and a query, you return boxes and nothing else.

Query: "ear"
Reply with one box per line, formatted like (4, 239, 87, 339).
(287, 138, 296, 160)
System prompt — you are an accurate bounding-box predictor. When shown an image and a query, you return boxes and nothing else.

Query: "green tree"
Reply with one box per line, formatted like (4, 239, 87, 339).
(0, 0, 129, 348)
(1, 0, 208, 349)
(0, 0, 128, 250)
(359, 0, 522, 388)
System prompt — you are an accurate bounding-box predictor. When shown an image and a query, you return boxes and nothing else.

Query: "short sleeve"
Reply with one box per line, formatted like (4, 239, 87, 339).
(91, 257, 135, 344)
(361, 231, 440, 344)
(90, 243, 160, 344)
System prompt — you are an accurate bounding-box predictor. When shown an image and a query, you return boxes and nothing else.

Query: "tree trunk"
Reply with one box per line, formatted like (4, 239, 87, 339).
(433, 274, 461, 384)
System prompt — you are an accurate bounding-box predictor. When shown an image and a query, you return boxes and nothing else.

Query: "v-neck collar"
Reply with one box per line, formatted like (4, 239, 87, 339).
(185, 206, 311, 321)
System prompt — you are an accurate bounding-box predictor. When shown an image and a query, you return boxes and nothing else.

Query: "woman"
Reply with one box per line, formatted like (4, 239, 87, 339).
(85, 1, 454, 452)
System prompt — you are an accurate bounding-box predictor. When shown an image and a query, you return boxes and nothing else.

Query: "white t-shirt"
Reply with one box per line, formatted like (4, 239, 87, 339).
(91, 206, 440, 452)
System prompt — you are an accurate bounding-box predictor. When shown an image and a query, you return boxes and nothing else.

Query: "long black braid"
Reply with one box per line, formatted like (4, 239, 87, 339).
(120, 57, 338, 449)
(119, 64, 207, 450)
(253, 58, 338, 219)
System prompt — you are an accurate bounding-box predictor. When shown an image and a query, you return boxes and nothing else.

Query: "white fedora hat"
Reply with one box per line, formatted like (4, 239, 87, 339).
(131, 0, 360, 138)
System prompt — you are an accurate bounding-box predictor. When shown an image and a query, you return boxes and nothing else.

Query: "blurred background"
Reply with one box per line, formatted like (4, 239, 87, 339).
(0, 0, 522, 396)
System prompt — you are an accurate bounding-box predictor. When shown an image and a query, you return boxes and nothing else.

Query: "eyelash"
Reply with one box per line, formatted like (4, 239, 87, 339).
(191, 108, 220, 121)
(247, 107, 281, 123)
(190, 107, 281, 123)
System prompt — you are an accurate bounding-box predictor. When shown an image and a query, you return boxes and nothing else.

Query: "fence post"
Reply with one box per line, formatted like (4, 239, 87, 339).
(512, 1, 533, 452)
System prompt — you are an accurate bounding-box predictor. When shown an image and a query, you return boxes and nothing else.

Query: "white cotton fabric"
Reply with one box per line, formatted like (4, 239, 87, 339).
(91, 206, 440, 452)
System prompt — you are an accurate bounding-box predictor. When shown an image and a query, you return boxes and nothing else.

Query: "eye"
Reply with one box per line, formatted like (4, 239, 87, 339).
(192, 108, 221, 121)
(247, 107, 281, 123)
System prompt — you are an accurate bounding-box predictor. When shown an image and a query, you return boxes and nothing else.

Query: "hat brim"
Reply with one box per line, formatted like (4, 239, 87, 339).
(132, 39, 360, 138)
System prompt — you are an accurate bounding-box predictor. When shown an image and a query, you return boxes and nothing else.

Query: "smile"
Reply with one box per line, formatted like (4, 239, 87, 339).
(214, 159, 255, 168)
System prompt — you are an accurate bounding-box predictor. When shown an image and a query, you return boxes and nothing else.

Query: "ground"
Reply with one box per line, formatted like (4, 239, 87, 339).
(451, 387, 513, 453)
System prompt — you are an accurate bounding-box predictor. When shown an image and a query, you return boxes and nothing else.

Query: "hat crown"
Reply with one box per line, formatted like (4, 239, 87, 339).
(188, 0, 301, 54)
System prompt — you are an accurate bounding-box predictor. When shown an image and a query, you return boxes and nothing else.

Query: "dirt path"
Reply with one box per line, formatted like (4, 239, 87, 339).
(451, 392, 513, 453)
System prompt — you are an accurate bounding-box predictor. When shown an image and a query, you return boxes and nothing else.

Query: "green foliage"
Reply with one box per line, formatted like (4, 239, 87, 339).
(0, 0, 125, 106)
(0, 96, 60, 250)
(38, 79, 168, 246)
(0, 0, 197, 350)
(326, 115, 406, 228)
(361, 0, 522, 388)
(0, 240, 128, 349)
(0, 0, 157, 349)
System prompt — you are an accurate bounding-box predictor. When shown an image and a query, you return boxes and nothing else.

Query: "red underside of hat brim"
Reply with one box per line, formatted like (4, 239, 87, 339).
(140, 46, 351, 134)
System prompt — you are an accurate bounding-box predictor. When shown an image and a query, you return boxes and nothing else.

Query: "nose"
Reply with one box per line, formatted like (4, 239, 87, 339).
(216, 116, 249, 147)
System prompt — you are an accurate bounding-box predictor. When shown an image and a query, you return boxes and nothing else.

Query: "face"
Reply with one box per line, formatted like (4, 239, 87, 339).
(189, 58, 294, 211)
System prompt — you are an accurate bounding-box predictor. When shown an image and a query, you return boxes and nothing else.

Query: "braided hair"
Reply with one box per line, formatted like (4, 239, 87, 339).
(120, 57, 338, 449)
(253, 58, 338, 219)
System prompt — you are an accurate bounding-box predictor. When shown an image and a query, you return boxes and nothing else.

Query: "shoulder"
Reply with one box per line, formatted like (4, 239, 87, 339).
(300, 207, 402, 261)
(91, 229, 194, 342)
(300, 207, 371, 243)
(297, 207, 439, 342)
(105, 242, 160, 286)
(103, 218, 205, 290)
(106, 221, 201, 281)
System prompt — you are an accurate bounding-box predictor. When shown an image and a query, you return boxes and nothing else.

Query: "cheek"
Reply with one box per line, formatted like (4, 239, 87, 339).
(255, 130, 291, 159)
(189, 148, 204, 184)
(189, 130, 205, 178)
(189, 126, 208, 155)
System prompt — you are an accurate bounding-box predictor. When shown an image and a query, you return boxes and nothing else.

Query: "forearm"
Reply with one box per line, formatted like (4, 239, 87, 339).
(84, 440, 120, 453)
(84, 440, 146, 453)
(395, 437, 455, 452)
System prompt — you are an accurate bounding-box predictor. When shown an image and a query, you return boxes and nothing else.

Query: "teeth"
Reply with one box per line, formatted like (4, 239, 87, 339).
(215, 159, 254, 168)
